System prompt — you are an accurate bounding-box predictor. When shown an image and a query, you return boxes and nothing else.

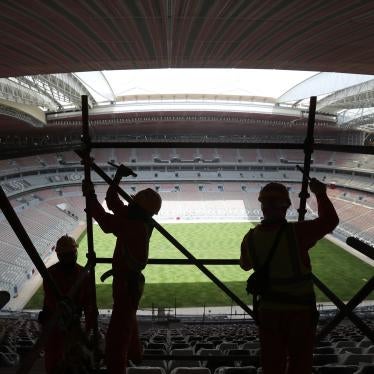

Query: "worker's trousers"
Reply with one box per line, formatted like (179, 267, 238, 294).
(258, 308, 317, 374)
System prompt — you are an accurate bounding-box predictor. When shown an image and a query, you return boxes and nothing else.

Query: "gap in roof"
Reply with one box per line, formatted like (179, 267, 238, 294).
(74, 69, 317, 103)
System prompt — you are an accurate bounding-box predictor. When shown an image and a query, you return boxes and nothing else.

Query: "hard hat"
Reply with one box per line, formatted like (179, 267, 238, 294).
(258, 183, 291, 206)
(133, 188, 162, 215)
(56, 235, 78, 254)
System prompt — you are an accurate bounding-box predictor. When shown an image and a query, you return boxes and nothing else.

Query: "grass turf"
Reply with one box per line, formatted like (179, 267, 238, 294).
(26, 222, 373, 309)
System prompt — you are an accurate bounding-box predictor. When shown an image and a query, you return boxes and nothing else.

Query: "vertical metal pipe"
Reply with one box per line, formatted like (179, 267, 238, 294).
(298, 96, 317, 221)
(81, 95, 99, 355)
(295, 98, 372, 342)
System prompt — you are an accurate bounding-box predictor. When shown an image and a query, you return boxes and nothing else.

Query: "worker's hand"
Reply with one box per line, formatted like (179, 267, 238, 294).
(82, 180, 96, 198)
(116, 164, 136, 178)
(309, 178, 326, 195)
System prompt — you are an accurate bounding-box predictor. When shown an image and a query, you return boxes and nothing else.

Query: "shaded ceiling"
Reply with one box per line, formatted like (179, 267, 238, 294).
(1, 1, 374, 78)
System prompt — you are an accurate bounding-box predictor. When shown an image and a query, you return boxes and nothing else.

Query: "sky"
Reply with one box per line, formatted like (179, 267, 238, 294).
(75, 69, 318, 103)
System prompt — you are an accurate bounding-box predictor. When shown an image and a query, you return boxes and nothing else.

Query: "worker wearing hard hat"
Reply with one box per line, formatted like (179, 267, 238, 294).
(86, 165, 162, 374)
(240, 179, 339, 374)
(40, 235, 96, 374)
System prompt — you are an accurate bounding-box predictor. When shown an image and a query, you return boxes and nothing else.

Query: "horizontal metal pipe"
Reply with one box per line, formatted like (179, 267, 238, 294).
(89, 142, 374, 154)
(96, 258, 240, 265)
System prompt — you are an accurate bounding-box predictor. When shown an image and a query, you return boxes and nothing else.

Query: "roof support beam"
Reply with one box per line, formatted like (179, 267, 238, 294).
(318, 79, 374, 113)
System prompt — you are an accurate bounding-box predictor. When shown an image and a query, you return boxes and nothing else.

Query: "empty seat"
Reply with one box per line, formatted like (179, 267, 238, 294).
(214, 367, 257, 374)
(142, 349, 168, 371)
(198, 349, 221, 356)
(152, 335, 167, 343)
(171, 343, 191, 350)
(354, 365, 374, 374)
(316, 341, 333, 348)
(171, 349, 194, 356)
(198, 349, 226, 373)
(127, 367, 166, 374)
(241, 342, 260, 350)
(144, 349, 167, 356)
(217, 342, 238, 353)
(169, 349, 197, 372)
(170, 368, 211, 374)
(358, 340, 372, 348)
(314, 347, 336, 354)
(194, 343, 214, 353)
(365, 346, 374, 354)
(171, 336, 186, 342)
(147, 343, 167, 351)
(341, 354, 374, 365)
(226, 349, 256, 368)
(313, 354, 339, 366)
(0, 349, 20, 367)
(314, 366, 357, 374)
(335, 341, 357, 348)
(338, 347, 363, 354)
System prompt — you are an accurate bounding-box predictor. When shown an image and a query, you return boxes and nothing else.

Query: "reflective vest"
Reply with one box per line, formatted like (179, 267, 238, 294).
(247, 223, 315, 310)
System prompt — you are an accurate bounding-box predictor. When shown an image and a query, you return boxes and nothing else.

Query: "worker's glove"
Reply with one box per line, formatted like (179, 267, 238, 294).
(82, 180, 96, 198)
(116, 164, 136, 178)
(309, 178, 326, 195)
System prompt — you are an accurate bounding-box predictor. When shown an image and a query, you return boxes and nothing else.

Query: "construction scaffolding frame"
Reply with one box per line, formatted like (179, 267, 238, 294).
(0, 95, 373, 373)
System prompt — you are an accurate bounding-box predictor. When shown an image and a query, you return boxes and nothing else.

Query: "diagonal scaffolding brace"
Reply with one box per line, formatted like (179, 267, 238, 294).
(76, 149, 257, 320)
(314, 274, 374, 342)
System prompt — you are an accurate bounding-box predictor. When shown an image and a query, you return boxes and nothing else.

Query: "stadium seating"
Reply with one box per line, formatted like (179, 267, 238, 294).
(0, 147, 373, 309)
(0, 194, 81, 297)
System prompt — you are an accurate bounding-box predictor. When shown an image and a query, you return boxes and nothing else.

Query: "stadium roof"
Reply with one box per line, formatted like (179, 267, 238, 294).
(1, 1, 374, 77)
(75, 69, 316, 103)
(1, 2, 374, 134)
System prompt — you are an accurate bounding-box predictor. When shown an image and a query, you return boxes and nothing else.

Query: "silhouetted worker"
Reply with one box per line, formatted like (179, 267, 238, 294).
(87, 165, 162, 374)
(240, 179, 339, 374)
(40, 235, 96, 374)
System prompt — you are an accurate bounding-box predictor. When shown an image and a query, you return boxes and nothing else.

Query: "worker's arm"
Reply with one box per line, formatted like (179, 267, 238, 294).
(83, 181, 118, 234)
(296, 178, 339, 250)
(106, 165, 134, 215)
(240, 232, 253, 271)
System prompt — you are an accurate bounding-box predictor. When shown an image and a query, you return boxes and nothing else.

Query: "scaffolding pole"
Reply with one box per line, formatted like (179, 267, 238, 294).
(80, 95, 99, 361)
(297, 97, 373, 343)
(298, 96, 316, 221)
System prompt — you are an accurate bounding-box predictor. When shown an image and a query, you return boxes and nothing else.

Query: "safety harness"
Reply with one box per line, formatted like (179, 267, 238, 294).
(247, 222, 316, 307)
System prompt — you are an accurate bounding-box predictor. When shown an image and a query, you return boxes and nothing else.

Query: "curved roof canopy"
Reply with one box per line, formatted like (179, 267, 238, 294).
(75, 69, 316, 104)
(1, 1, 374, 77)
(278, 73, 374, 103)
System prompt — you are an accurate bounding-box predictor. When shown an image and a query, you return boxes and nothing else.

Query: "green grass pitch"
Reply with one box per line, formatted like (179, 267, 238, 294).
(26, 222, 374, 309)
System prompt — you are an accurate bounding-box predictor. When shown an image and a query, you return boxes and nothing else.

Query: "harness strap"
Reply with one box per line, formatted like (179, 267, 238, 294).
(286, 223, 303, 278)
(247, 229, 259, 269)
